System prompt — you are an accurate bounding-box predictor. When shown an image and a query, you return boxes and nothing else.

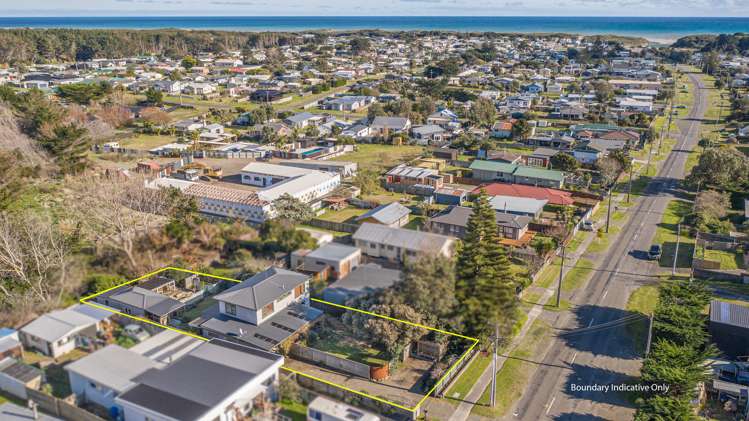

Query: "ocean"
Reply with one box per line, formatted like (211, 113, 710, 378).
(0, 16, 747, 42)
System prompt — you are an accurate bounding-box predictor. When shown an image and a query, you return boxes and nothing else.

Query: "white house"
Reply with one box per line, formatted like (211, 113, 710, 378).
(19, 305, 110, 358)
(307, 396, 380, 421)
(65, 345, 158, 412)
(115, 339, 284, 421)
(352, 223, 456, 262)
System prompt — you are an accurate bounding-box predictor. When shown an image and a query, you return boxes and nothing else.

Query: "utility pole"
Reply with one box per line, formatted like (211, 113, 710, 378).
(605, 187, 613, 233)
(490, 323, 498, 407)
(659, 101, 673, 156)
(557, 242, 566, 307)
(672, 222, 681, 276)
(626, 159, 634, 203)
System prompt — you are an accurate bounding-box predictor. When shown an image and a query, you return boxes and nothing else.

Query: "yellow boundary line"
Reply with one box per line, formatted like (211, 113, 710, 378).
(79, 266, 479, 414)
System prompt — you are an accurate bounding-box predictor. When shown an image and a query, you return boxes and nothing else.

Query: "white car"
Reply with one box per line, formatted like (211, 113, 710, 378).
(122, 324, 150, 342)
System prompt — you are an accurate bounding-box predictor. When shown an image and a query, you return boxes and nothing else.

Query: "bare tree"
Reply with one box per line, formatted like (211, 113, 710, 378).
(0, 213, 76, 317)
(68, 174, 172, 271)
(596, 157, 623, 188)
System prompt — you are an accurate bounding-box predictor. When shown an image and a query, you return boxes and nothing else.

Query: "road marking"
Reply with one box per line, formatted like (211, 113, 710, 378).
(570, 352, 578, 365)
(601, 289, 609, 301)
(588, 318, 595, 328)
(546, 396, 556, 415)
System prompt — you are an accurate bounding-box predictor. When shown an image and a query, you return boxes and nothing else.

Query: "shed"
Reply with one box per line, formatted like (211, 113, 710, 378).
(709, 300, 749, 358)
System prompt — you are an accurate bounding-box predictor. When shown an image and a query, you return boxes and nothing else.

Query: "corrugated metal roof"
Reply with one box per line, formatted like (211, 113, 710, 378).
(710, 300, 749, 328)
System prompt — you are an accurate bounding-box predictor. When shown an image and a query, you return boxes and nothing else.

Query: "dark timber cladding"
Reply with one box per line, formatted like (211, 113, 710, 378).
(709, 300, 749, 358)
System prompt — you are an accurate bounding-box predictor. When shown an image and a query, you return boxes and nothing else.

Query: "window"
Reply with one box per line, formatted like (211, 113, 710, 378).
(309, 410, 322, 421)
(225, 303, 236, 315)
(294, 284, 305, 298)
(261, 302, 274, 318)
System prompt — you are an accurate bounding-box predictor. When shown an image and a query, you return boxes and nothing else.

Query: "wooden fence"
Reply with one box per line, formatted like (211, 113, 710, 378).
(26, 388, 106, 421)
(290, 344, 371, 379)
(307, 218, 359, 234)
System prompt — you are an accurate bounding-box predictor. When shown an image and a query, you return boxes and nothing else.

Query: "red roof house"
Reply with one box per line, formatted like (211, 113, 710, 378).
(472, 183, 575, 206)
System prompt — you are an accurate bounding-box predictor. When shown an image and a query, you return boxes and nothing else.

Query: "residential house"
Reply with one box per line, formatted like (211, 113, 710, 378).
(709, 300, 749, 358)
(472, 183, 574, 206)
(322, 96, 374, 112)
(470, 160, 566, 188)
(284, 112, 326, 129)
(19, 305, 110, 358)
(490, 121, 514, 139)
(65, 345, 159, 412)
(573, 138, 627, 164)
(434, 187, 468, 205)
(0, 357, 42, 399)
(291, 243, 362, 281)
(526, 147, 558, 167)
(427, 205, 531, 241)
(488, 195, 547, 218)
(369, 116, 411, 136)
(198, 267, 322, 351)
(411, 125, 446, 145)
(352, 222, 456, 262)
(355, 202, 411, 228)
(279, 160, 357, 179)
(426, 109, 459, 129)
(307, 396, 381, 421)
(116, 339, 284, 421)
(321, 264, 402, 306)
(98, 282, 185, 325)
(384, 164, 444, 192)
(0, 329, 22, 360)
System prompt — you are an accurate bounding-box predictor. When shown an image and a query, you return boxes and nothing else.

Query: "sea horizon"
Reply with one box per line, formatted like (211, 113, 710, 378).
(0, 16, 747, 43)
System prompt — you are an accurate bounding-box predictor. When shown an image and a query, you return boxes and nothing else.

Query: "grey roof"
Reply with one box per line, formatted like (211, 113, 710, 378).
(412, 125, 445, 135)
(284, 112, 318, 124)
(118, 340, 283, 421)
(370, 116, 409, 130)
(200, 303, 322, 350)
(323, 264, 402, 304)
(710, 300, 749, 328)
(130, 330, 202, 367)
(0, 358, 42, 383)
(356, 202, 411, 225)
(530, 147, 559, 158)
(20, 307, 102, 343)
(0, 336, 20, 355)
(64, 345, 158, 392)
(109, 286, 184, 317)
(306, 243, 360, 262)
(353, 222, 454, 253)
(430, 206, 531, 230)
(587, 138, 627, 152)
(489, 195, 547, 215)
(213, 267, 308, 311)
(0, 402, 62, 421)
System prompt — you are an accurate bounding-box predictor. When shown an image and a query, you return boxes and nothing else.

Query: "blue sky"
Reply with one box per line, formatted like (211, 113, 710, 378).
(1, 0, 746, 17)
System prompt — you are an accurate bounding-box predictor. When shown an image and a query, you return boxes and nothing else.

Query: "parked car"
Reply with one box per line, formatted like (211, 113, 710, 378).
(648, 244, 662, 260)
(122, 324, 150, 342)
(581, 220, 596, 231)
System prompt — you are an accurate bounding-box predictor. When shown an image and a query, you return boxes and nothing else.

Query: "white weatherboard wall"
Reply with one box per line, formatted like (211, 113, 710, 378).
(68, 371, 119, 410)
(0, 370, 27, 399)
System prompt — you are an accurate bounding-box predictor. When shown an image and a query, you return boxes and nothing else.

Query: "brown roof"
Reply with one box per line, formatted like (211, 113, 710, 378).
(184, 183, 268, 206)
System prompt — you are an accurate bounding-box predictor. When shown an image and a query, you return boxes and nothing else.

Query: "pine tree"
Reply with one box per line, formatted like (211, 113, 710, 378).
(456, 189, 518, 341)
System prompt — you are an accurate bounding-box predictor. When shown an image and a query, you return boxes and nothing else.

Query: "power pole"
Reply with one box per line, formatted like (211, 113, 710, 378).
(605, 187, 613, 233)
(626, 159, 633, 203)
(672, 222, 681, 276)
(645, 314, 654, 356)
(490, 323, 498, 407)
(557, 243, 566, 307)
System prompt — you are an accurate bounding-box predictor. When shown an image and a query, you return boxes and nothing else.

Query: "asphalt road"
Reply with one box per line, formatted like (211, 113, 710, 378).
(505, 72, 708, 421)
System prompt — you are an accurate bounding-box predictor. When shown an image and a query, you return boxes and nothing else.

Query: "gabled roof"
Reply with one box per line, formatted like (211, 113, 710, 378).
(473, 183, 574, 206)
(356, 202, 411, 225)
(20, 306, 103, 343)
(353, 223, 454, 253)
(213, 267, 308, 311)
(489, 195, 548, 215)
(430, 205, 532, 229)
(469, 160, 518, 174)
(711, 300, 749, 329)
(109, 287, 184, 317)
(513, 166, 565, 182)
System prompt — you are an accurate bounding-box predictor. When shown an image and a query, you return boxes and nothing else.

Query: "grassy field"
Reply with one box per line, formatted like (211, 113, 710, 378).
(279, 399, 307, 421)
(445, 354, 492, 402)
(332, 143, 424, 172)
(120, 133, 177, 150)
(698, 247, 745, 270)
(534, 257, 561, 289)
(587, 226, 622, 254)
(653, 199, 695, 270)
(317, 206, 367, 223)
(310, 335, 389, 366)
(471, 319, 551, 418)
(626, 285, 660, 354)
(561, 258, 595, 292)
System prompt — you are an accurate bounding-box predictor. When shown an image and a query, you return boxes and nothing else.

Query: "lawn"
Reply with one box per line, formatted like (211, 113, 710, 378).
(587, 226, 621, 254)
(310, 335, 389, 366)
(566, 231, 588, 253)
(119, 133, 177, 151)
(279, 399, 307, 421)
(317, 206, 367, 223)
(561, 258, 595, 292)
(471, 319, 551, 418)
(332, 143, 424, 172)
(653, 200, 695, 270)
(534, 257, 561, 289)
(699, 247, 744, 270)
(445, 354, 491, 402)
(626, 285, 660, 355)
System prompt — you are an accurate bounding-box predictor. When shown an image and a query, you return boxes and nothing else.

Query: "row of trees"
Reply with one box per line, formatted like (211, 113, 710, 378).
(635, 282, 716, 420)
